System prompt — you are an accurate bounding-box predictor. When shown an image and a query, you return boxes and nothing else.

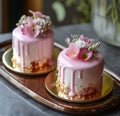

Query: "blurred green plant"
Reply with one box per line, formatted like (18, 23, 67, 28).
(106, 0, 120, 37)
(51, 0, 120, 27)
(100, 0, 120, 24)
(92, 0, 120, 45)
(52, 0, 92, 24)
(65, 0, 92, 23)
(98, 0, 120, 40)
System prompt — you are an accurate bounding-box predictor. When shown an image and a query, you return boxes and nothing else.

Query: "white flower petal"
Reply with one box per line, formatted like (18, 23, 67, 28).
(75, 40, 86, 48)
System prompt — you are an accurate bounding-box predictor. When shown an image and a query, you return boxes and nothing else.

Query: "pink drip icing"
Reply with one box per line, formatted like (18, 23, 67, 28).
(57, 62, 61, 78)
(26, 44, 29, 56)
(37, 42, 39, 60)
(38, 41, 40, 59)
(78, 70, 82, 79)
(61, 67, 65, 84)
(18, 40, 20, 56)
(12, 37, 14, 48)
(38, 42, 40, 59)
(41, 41, 43, 60)
(42, 42, 44, 59)
(21, 44, 25, 68)
(59, 66, 61, 78)
(69, 70, 75, 97)
(80, 70, 82, 79)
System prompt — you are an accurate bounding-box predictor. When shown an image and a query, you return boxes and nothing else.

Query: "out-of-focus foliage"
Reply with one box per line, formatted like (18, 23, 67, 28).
(65, 0, 92, 23)
(51, 0, 92, 25)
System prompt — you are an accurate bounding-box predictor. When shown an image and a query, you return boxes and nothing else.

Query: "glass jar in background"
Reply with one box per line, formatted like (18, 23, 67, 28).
(92, 0, 120, 47)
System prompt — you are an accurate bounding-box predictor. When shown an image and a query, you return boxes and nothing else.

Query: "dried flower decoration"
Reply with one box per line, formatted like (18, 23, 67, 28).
(65, 35, 101, 61)
(16, 10, 53, 38)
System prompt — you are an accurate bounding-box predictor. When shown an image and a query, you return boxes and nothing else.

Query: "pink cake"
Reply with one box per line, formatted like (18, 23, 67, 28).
(11, 10, 54, 72)
(56, 35, 104, 101)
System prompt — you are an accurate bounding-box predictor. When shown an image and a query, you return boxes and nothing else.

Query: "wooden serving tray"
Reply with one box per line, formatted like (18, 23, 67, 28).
(0, 43, 120, 115)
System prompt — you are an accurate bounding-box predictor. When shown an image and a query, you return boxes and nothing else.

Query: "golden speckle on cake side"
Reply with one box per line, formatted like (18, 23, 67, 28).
(56, 78, 101, 101)
(11, 57, 52, 73)
(25, 58, 51, 72)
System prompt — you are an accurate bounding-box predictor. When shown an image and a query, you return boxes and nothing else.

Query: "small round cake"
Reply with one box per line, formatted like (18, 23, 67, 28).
(56, 35, 104, 101)
(11, 10, 54, 73)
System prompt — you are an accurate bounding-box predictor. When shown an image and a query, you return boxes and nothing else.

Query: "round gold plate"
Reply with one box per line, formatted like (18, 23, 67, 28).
(45, 70, 114, 103)
(2, 48, 55, 75)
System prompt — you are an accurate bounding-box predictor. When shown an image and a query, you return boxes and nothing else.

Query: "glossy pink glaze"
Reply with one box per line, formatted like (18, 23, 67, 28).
(57, 48, 104, 97)
(12, 27, 54, 68)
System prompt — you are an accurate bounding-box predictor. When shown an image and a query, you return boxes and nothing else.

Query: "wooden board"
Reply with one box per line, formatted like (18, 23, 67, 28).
(0, 43, 120, 115)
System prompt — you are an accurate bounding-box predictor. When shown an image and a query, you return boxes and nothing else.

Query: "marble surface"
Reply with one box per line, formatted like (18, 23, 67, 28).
(0, 23, 120, 116)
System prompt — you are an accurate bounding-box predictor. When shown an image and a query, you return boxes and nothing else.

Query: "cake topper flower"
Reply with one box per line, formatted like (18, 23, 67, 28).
(29, 10, 44, 18)
(16, 10, 53, 38)
(65, 35, 101, 61)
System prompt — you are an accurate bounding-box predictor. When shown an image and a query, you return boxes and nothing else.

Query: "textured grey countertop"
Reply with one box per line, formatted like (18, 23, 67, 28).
(0, 23, 120, 116)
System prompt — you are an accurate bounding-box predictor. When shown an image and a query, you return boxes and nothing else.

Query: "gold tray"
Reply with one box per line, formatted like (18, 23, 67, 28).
(2, 48, 55, 75)
(0, 42, 120, 115)
(45, 70, 114, 103)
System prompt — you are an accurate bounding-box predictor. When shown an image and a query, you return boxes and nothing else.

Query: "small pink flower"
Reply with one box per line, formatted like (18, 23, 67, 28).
(66, 42, 79, 58)
(78, 48, 93, 61)
(29, 10, 44, 18)
(26, 17, 34, 26)
(79, 35, 92, 47)
(21, 25, 34, 37)
(85, 51, 93, 61)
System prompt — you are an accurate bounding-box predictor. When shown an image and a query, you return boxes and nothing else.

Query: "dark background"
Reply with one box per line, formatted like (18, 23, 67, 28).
(3, 0, 91, 32)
